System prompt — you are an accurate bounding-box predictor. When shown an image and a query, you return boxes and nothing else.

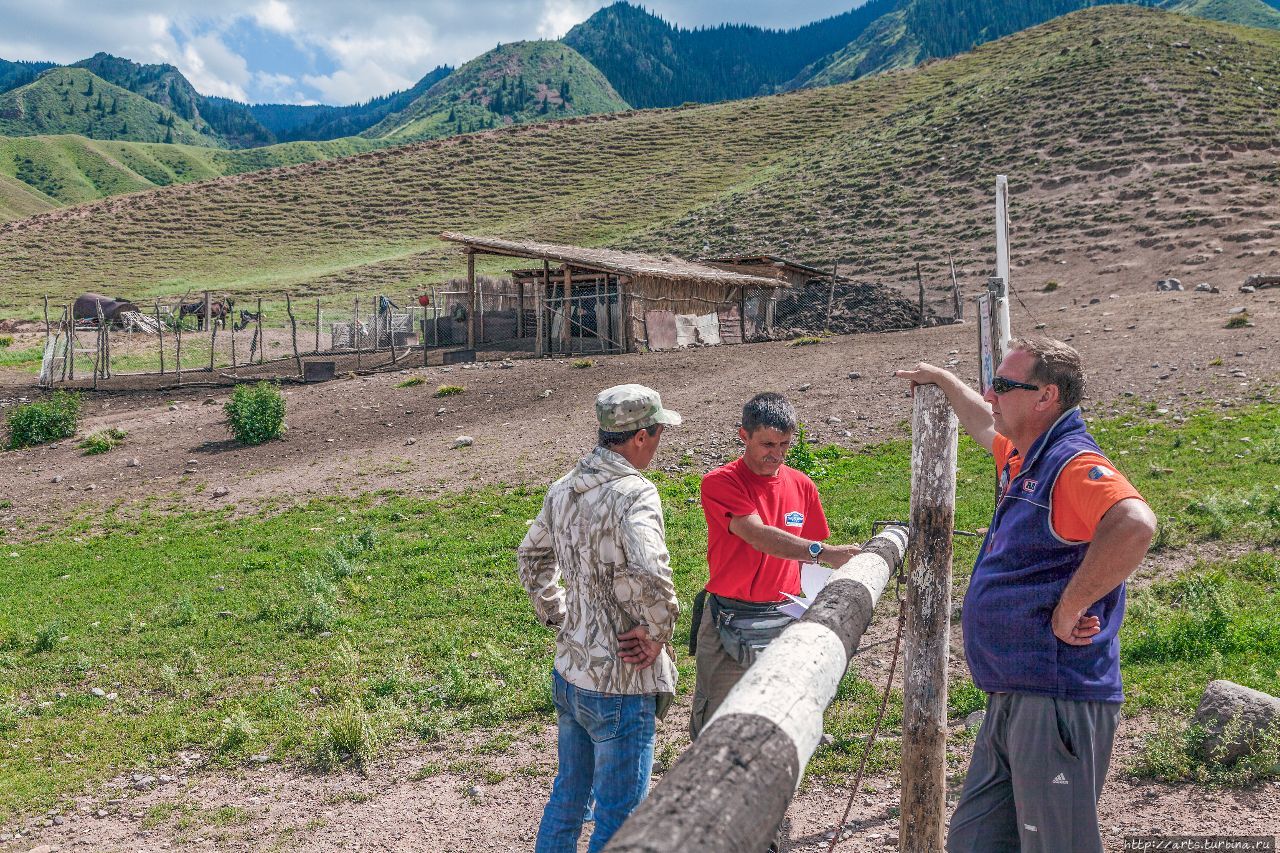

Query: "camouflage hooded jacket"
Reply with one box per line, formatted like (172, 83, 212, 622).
(517, 446, 679, 699)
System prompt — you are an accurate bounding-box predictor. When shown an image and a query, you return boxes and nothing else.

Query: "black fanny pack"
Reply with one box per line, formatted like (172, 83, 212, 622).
(690, 590, 792, 669)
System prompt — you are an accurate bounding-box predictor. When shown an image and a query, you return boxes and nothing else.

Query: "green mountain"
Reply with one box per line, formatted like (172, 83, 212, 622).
(792, 0, 1280, 88)
(0, 133, 383, 219)
(0, 59, 58, 94)
(72, 53, 274, 147)
(249, 66, 453, 142)
(0, 67, 218, 146)
(2, 5, 1276, 316)
(1163, 0, 1280, 28)
(362, 41, 628, 141)
(561, 0, 900, 108)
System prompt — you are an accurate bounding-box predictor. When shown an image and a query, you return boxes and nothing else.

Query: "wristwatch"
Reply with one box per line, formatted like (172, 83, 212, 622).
(808, 541, 824, 561)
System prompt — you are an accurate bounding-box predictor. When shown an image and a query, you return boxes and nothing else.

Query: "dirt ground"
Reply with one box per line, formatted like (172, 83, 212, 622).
(1, 274, 1278, 851)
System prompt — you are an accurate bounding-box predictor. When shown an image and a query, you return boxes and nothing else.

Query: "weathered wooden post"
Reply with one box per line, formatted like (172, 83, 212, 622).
(256, 297, 264, 365)
(900, 383, 958, 853)
(606, 528, 909, 853)
(917, 262, 927, 329)
(949, 253, 962, 321)
(824, 261, 839, 333)
(285, 293, 302, 377)
(154, 301, 165, 375)
(562, 264, 573, 353)
(66, 303, 76, 381)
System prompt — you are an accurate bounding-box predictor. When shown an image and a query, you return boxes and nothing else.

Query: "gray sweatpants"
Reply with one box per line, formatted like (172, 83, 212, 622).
(947, 692, 1120, 853)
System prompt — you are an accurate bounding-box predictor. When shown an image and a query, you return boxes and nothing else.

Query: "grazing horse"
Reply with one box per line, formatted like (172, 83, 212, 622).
(179, 297, 235, 330)
(234, 310, 260, 332)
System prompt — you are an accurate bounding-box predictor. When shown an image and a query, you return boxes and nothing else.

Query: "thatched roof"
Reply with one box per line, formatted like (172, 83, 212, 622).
(440, 232, 788, 288)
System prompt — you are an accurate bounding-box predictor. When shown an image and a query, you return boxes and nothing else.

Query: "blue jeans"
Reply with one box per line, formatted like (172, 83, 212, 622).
(534, 670, 656, 853)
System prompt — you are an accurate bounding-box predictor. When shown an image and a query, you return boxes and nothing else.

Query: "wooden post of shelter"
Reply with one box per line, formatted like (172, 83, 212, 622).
(432, 287, 440, 349)
(824, 261, 839, 334)
(605, 528, 909, 853)
(899, 383, 958, 853)
(92, 298, 105, 389)
(286, 293, 303, 377)
(917, 262, 927, 329)
(562, 264, 573, 354)
(154, 301, 165, 375)
(466, 251, 477, 351)
(539, 260, 550, 356)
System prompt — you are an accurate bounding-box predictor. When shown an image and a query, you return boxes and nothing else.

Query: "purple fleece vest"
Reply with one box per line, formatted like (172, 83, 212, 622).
(963, 408, 1125, 703)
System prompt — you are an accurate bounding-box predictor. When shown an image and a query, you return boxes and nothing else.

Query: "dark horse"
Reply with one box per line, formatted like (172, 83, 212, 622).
(179, 297, 235, 329)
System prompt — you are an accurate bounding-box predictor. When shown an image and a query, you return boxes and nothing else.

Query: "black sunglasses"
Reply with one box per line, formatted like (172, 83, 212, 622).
(991, 375, 1040, 394)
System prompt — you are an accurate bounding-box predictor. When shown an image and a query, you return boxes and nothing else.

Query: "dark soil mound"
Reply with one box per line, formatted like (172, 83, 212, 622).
(768, 281, 922, 339)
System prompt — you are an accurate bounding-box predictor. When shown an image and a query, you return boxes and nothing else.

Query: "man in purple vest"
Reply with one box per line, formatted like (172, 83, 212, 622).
(897, 336, 1156, 853)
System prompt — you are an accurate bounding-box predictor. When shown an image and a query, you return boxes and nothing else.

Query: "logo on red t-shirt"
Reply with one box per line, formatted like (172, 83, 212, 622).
(784, 511, 804, 527)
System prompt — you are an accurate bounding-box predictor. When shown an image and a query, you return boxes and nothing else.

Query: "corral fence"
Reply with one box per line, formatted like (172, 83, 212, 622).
(34, 260, 965, 390)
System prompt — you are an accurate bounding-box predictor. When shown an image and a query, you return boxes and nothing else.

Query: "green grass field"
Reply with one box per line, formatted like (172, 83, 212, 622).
(1, 398, 1277, 819)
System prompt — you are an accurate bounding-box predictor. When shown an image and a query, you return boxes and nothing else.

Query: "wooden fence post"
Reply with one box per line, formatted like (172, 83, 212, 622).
(467, 252, 477, 350)
(606, 528, 909, 853)
(949, 253, 963, 321)
(900, 384, 958, 853)
(917, 262, 927, 329)
(256, 298, 264, 365)
(66, 304, 76, 382)
(824, 261, 839, 333)
(154, 301, 165, 375)
(286, 293, 302, 377)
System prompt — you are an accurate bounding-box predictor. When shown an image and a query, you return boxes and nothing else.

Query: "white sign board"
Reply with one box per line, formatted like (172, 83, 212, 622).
(977, 293, 995, 395)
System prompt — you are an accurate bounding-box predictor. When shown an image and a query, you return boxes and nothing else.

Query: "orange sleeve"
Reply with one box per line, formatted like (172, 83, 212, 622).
(1050, 453, 1145, 542)
(992, 433, 1014, 472)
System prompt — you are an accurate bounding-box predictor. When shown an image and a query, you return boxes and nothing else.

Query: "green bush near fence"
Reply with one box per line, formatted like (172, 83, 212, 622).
(224, 381, 286, 446)
(4, 390, 80, 449)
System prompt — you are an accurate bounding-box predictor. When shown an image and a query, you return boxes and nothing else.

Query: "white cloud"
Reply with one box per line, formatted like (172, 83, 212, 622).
(253, 0, 296, 33)
(302, 61, 414, 105)
(536, 0, 596, 39)
(179, 34, 253, 101)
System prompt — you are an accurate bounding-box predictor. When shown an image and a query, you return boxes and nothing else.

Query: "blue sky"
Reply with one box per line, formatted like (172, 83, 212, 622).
(0, 1, 862, 105)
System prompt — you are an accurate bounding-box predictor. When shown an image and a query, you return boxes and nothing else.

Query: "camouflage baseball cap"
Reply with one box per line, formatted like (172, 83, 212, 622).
(596, 384, 682, 431)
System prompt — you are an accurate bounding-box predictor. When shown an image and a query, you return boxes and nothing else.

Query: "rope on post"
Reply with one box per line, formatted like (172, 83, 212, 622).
(605, 527, 908, 853)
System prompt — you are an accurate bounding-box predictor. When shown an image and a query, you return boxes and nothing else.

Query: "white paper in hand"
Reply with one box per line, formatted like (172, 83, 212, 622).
(778, 562, 835, 619)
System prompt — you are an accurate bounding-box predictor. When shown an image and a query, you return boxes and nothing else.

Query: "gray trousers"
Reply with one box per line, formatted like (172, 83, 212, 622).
(947, 692, 1120, 853)
(689, 604, 748, 741)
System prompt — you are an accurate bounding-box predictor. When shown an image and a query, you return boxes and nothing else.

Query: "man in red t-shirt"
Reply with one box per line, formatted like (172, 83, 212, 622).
(691, 392, 863, 739)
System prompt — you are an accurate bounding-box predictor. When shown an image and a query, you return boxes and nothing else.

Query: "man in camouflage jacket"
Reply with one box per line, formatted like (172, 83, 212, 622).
(519, 383, 682, 853)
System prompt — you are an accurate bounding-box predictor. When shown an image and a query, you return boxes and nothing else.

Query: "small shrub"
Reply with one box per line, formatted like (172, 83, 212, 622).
(1042, 281, 1060, 292)
(1208, 356, 1223, 366)
(571, 359, 593, 368)
(1225, 312, 1250, 329)
(78, 427, 126, 455)
(397, 377, 425, 388)
(32, 621, 61, 653)
(5, 391, 80, 449)
(224, 382, 286, 446)
(0, 335, 12, 348)
(1133, 714, 1280, 787)
(434, 385, 464, 397)
(785, 424, 825, 478)
(786, 336, 823, 347)
(216, 709, 255, 754)
(311, 699, 379, 769)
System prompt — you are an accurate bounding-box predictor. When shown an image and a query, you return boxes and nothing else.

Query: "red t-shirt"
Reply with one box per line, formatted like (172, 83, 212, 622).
(700, 458, 831, 602)
(992, 434, 1144, 541)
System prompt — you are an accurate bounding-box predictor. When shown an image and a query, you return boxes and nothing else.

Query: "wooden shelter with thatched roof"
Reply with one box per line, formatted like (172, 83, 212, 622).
(439, 232, 788, 355)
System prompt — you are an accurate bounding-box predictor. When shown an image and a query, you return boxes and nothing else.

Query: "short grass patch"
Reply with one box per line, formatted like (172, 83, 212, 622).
(434, 384, 464, 397)
(396, 377, 426, 388)
(0, 401, 1276, 816)
(78, 427, 127, 456)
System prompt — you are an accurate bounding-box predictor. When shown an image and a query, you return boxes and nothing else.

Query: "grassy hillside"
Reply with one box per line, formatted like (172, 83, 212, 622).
(363, 41, 628, 141)
(0, 6, 1277, 315)
(1165, 0, 1280, 28)
(0, 134, 385, 218)
(794, 0, 1280, 88)
(0, 68, 216, 147)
